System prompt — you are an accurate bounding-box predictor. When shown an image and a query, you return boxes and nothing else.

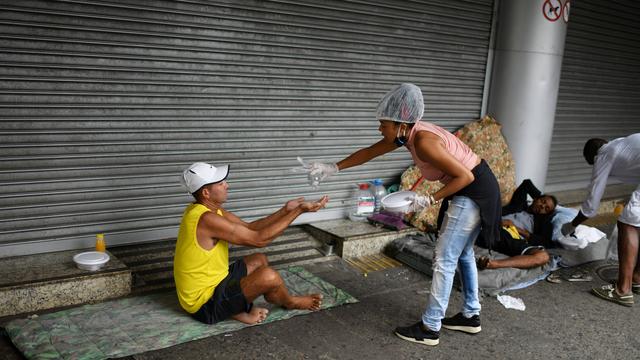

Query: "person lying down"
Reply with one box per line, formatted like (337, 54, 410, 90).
(475, 179, 557, 270)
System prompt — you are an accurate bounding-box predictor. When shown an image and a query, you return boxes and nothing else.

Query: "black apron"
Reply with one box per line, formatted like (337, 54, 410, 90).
(436, 160, 501, 251)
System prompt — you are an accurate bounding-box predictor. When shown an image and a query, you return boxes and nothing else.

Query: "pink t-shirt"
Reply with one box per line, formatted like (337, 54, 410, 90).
(405, 121, 479, 184)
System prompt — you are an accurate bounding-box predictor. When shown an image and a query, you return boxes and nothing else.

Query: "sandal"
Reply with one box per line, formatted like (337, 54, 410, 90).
(476, 256, 490, 271)
(546, 273, 562, 284)
(567, 272, 593, 282)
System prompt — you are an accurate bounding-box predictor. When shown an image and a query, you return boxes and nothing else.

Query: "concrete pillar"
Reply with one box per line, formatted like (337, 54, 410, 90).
(487, 0, 568, 190)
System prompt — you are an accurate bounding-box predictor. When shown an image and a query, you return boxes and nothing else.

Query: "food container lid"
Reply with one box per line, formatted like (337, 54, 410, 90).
(381, 191, 416, 208)
(73, 251, 110, 266)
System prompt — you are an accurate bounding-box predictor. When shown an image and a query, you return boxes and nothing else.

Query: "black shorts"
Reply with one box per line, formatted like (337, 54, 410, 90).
(191, 259, 252, 325)
(491, 228, 544, 257)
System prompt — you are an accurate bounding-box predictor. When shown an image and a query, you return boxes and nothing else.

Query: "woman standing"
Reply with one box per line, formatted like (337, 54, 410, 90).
(305, 83, 501, 346)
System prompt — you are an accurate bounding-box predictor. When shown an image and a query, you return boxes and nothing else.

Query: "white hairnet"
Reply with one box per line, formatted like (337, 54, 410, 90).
(376, 83, 424, 124)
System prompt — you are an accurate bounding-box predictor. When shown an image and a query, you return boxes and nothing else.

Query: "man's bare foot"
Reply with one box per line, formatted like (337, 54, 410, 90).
(285, 294, 323, 311)
(231, 307, 269, 325)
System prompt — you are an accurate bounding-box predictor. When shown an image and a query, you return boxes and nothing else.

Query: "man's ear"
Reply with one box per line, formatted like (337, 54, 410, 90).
(200, 186, 210, 199)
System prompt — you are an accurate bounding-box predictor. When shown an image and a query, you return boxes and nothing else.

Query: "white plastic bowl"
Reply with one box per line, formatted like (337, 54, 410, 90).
(73, 251, 110, 271)
(381, 191, 416, 214)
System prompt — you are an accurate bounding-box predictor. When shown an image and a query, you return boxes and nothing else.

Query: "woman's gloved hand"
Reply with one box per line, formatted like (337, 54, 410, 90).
(411, 194, 435, 212)
(309, 162, 339, 181)
(295, 157, 338, 189)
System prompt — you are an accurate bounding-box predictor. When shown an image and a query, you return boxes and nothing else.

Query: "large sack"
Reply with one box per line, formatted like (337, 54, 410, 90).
(400, 116, 516, 232)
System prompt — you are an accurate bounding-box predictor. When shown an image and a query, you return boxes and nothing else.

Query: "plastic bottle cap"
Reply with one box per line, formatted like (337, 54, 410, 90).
(372, 179, 383, 185)
(359, 183, 369, 190)
(96, 233, 104, 240)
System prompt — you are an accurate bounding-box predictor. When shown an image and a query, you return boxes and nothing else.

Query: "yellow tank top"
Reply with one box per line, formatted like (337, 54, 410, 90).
(174, 203, 229, 313)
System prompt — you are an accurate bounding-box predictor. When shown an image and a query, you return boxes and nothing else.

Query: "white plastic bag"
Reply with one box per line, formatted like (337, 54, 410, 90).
(496, 294, 526, 311)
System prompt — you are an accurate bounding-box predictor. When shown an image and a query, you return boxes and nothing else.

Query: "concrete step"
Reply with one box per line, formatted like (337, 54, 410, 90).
(128, 250, 333, 294)
(109, 227, 311, 263)
(549, 183, 633, 214)
(303, 219, 420, 259)
(125, 245, 323, 275)
(0, 250, 131, 317)
(109, 226, 331, 294)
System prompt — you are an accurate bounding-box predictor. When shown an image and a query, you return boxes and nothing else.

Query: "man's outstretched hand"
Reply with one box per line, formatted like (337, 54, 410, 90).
(285, 197, 305, 211)
(285, 196, 329, 212)
(300, 195, 329, 212)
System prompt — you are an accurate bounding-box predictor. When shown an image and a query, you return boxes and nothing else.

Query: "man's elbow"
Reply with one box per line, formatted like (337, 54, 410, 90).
(251, 232, 273, 248)
(252, 240, 269, 248)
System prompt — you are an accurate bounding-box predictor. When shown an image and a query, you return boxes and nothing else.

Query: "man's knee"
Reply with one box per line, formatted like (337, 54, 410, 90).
(529, 249, 550, 265)
(253, 266, 282, 288)
(245, 253, 269, 272)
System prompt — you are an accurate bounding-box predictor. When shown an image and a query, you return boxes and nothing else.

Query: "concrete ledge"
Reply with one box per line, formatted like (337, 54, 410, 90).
(549, 183, 635, 212)
(303, 219, 419, 259)
(0, 250, 131, 317)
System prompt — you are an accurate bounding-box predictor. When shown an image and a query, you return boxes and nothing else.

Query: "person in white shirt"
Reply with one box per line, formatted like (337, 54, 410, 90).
(562, 134, 640, 306)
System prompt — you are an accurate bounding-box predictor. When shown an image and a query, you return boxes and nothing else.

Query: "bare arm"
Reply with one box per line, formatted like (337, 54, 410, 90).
(571, 211, 589, 227)
(336, 139, 398, 171)
(243, 197, 305, 230)
(412, 131, 475, 202)
(198, 196, 329, 248)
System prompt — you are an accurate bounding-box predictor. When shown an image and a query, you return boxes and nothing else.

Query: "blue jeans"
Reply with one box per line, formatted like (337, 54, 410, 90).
(422, 196, 481, 331)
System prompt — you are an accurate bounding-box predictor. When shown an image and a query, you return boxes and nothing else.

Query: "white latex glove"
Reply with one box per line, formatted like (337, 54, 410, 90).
(411, 194, 434, 213)
(309, 162, 338, 180)
(561, 222, 576, 236)
(295, 157, 338, 189)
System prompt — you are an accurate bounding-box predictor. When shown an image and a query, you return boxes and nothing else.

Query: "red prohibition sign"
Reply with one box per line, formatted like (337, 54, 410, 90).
(542, 0, 562, 22)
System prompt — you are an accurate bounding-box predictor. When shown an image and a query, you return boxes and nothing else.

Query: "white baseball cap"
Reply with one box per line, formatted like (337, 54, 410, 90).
(181, 162, 229, 194)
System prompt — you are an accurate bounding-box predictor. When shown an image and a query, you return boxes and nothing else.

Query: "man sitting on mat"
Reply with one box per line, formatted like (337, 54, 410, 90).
(475, 179, 556, 270)
(174, 162, 328, 325)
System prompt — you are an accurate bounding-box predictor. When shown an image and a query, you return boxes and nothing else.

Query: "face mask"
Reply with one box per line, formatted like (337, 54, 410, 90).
(393, 124, 408, 147)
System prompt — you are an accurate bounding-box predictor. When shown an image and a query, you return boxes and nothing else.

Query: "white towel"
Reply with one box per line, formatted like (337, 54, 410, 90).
(557, 225, 606, 250)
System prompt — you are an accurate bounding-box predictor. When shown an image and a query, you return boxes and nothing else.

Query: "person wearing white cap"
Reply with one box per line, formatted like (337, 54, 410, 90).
(174, 162, 329, 325)
(299, 83, 502, 346)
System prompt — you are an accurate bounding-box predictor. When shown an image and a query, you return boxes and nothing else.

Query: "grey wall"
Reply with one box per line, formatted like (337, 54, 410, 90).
(546, 0, 640, 191)
(0, 0, 494, 256)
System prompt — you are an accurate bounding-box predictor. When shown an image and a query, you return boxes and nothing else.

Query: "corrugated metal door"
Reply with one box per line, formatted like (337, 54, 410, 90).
(546, 0, 640, 191)
(0, 0, 494, 256)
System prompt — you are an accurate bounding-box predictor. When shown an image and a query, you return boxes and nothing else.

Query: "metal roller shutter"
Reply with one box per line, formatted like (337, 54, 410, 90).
(0, 0, 494, 256)
(546, 0, 640, 191)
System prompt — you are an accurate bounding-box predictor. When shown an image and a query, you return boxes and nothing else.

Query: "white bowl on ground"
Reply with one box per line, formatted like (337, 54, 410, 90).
(73, 251, 110, 271)
(381, 191, 416, 214)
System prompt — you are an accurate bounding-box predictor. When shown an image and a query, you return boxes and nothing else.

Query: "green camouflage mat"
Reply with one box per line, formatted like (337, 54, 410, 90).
(5, 266, 357, 360)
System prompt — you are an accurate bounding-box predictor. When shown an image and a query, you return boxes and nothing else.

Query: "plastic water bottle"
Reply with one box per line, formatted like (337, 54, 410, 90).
(348, 183, 375, 221)
(309, 172, 321, 189)
(371, 179, 387, 213)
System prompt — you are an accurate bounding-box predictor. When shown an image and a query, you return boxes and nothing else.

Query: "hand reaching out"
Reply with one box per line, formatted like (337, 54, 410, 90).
(299, 195, 329, 212)
(285, 197, 305, 211)
(294, 157, 338, 189)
